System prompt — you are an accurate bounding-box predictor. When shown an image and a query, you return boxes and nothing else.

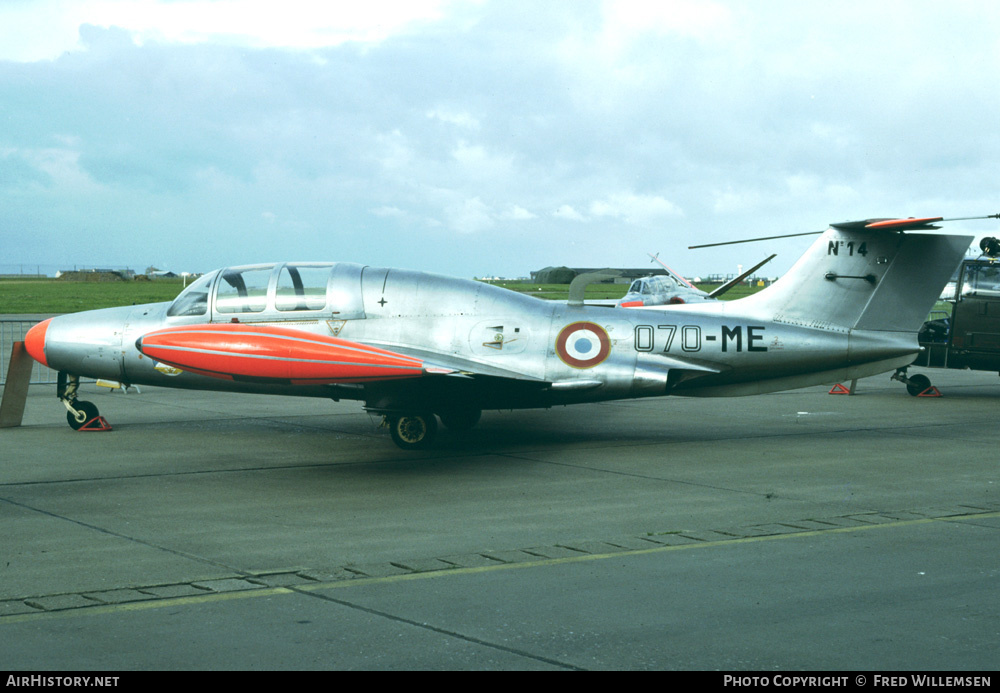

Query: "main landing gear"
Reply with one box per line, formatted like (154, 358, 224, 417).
(58, 373, 112, 431)
(385, 412, 438, 450)
(891, 368, 936, 397)
(381, 408, 483, 450)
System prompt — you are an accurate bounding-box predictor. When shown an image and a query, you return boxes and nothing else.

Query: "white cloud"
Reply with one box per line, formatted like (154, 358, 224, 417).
(589, 192, 682, 226)
(0, 0, 467, 62)
(553, 0, 737, 107)
(372, 205, 406, 219)
(601, 0, 734, 42)
(554, 205, 587, 222)
(712, 186, 761, 215)
(446, 196, 494, 234)
(426, 108, 481, 130)
(375, 130, 415, 172)
(783, 174, 859, 205)
(5, 144, 104, 193)
(451, 141, 514, 179)
(500, 205, 536, 221)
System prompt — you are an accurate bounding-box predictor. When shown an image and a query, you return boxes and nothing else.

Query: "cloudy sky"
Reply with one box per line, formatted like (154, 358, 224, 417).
(2, 0, 1000, 280)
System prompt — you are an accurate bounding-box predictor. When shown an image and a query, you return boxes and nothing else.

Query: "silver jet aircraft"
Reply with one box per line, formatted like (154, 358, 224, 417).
(613, 252, 775, 307)
(24, 216, 970, 449)
(616, 273, 714, 307)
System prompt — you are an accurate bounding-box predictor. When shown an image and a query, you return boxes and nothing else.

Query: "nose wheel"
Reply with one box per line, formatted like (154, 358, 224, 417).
(65, 400, 101, 430)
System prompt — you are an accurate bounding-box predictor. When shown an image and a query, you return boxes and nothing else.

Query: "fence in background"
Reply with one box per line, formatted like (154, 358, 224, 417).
(0, 319, 58, 385)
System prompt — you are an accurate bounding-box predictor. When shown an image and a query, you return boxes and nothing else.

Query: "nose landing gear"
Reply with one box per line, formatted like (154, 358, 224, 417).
(58, 373, 113, 431)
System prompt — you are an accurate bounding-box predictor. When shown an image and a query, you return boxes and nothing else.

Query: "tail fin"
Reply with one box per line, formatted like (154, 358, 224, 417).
(740, 219, 971, 333)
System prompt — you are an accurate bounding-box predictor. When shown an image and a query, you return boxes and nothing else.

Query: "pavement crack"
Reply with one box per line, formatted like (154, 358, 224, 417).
(288, 586, 587, 671)
(0, 495, 246, 575)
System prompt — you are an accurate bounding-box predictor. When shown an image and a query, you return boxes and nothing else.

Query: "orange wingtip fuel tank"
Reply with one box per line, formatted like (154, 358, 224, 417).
(136, 324, 439, 384)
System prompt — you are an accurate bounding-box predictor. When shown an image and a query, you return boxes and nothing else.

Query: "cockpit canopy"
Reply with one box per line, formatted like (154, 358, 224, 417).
(626, 275, 683, 296)
(167, 262, 366, 319)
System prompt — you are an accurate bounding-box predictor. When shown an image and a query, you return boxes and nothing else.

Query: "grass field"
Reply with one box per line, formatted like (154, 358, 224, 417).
(0, 277, 188, 314)
(0, 276, 766, 314)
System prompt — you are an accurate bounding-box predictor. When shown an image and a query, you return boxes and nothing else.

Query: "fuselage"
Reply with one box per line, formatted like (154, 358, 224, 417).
(27, 260, 921, 414)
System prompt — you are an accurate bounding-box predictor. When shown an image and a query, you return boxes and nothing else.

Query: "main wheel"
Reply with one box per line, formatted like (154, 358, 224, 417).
(438, 408, 481, 431)
(388, 413, 438, 450)
(66, 400, 99, 430)
(906, 373, 932, 396)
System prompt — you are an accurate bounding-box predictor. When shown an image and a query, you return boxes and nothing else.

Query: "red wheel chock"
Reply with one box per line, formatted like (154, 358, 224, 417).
(78, 416, 113, 432)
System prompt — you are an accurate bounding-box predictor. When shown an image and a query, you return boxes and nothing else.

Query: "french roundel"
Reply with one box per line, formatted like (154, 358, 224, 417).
(556, 321, 611, 369)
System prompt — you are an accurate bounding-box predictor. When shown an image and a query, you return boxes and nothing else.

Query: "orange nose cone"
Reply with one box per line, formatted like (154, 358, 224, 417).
(24, 318, 51, 367)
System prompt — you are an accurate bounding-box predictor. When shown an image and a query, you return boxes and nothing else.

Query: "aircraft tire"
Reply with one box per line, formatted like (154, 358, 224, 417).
(388, 413, 437, 450)
(438, 408, 481, 431)
(67, 401, 99, 430)
(906, 373, 932, 396)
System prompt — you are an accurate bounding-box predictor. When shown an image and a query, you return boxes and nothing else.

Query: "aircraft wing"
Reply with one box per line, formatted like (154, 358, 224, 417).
(358, 340, 550, 382)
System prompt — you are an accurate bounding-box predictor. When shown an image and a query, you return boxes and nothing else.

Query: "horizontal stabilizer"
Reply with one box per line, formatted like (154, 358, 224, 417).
(136, 324, 450, 384)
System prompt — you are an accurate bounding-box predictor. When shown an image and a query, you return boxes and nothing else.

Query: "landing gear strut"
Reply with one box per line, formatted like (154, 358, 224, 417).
(58, 372, 110, 431)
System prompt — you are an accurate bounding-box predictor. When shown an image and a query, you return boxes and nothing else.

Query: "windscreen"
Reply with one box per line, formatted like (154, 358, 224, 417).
(166, 271, 217, 317)
(962, 263, 1000, 298)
